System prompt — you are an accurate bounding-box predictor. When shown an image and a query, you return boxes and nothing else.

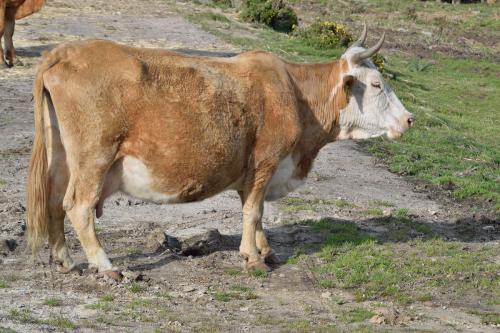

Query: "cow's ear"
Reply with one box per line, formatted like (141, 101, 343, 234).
(342, 74, 355, 94)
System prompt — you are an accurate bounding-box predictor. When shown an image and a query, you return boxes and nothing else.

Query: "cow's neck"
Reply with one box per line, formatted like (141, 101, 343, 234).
(284, 59, 348, 179)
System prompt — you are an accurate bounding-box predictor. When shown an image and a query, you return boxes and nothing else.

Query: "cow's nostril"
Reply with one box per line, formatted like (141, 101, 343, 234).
(407, 116, 415, 127)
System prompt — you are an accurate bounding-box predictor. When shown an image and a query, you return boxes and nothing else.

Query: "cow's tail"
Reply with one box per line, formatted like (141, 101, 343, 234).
(26, 47, 64, 255)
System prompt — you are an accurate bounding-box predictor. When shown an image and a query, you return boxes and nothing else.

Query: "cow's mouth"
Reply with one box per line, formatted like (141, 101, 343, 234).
(387, 128, 403, 140)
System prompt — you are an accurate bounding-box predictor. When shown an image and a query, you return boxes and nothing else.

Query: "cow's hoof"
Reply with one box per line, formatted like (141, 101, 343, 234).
(245, 260, 271, 273)
(57, 264, 81, 275)
(263, 252, 281, 265)
(102, 270, 123, 282)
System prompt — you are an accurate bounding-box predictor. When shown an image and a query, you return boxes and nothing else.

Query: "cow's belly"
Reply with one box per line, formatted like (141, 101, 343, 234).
(119, 156, 180, 203)
(265, 156, 304, 201)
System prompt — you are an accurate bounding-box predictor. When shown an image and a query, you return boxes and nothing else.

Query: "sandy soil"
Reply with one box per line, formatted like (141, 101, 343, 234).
(0, 1, 497, 332)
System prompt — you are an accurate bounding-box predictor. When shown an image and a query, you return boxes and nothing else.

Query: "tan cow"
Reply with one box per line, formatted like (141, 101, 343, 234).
(0, 0, 44, 67)
(26, 27, 414, 280)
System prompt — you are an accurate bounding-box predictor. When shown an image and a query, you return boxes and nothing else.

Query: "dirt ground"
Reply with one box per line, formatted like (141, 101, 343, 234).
(0, 1, 498, 332)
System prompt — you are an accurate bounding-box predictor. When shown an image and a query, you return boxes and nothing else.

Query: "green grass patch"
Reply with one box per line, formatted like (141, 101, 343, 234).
(249, 268, 268, 278)
(43, 316, 76, 330)
(85, 295, 115, 311)
(282, 196, 316, 213)
(334, 199, 357, 209)
(196, 11, 230, 22)
(468, 311, 500, 325)
(366, 56, 500, 212)
(44, 297, 62, 307)
(317, 238, 500, 304)
(394, 208, 409, 218)
(128, 283, 142, 293)
(362, 207, 384, 217)
(9, 309, 40, 324)
(213, 286, 257, 302)
(369, 200, 394, 208)
(0, 281, 8, 289)
(224, 268, 242, 276)
(338, 307, 375, 323)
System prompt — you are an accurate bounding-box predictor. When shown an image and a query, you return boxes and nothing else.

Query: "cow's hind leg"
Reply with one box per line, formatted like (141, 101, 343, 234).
(45, 97, 74, 271)
(64, 166, 121, 280)
(3, 7, 15, 67)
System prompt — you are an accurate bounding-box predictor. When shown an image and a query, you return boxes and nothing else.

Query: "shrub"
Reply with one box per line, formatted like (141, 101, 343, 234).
(240, 0, 298, 33)
(293, 19, 354, 49)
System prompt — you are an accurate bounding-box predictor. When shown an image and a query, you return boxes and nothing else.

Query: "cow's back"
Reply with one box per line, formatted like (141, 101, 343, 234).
(41, 40, 300, 202)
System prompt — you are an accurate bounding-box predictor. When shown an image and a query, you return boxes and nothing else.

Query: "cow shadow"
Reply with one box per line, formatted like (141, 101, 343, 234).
(118, 214, 498, 272)
(15, 43, 58, 58)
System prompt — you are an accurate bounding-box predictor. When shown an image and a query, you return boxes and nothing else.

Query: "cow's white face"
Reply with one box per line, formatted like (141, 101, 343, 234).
(338, 47, 414, 140)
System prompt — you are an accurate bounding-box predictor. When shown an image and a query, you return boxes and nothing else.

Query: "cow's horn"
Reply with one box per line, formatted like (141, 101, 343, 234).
(351, 23, 367, 48)
(351, 32, 385, 63)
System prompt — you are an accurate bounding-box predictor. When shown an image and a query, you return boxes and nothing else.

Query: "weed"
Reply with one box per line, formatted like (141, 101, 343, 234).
(214, 291, 232, 302)
(249, 269, 268, 278)
(44, 316, 76, 330)
(240, 0, 297, 33)
(283, 196, 316, 213)
(9, 308, 40, 324)
(292, 19, 353, 49)
(416, 293, 433, 302)
(369, 200, 394, 208)
(86, 295, 115, 312)
(334, 199, 356, 209)
(338, 307, 374, 323)
(363, 207, 384, 217)
(0, 281, 7, 289)
(225, 268, 242, 276)
(394, 208, 409, 218)
(196, 11, 230, 22)
(44, 297, 62, 307)
(129, 283, 142, 293)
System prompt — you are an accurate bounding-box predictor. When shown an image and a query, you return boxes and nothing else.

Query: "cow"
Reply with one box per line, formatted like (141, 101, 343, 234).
(0, 0, 44, 67)
(26, 26, 414, 280)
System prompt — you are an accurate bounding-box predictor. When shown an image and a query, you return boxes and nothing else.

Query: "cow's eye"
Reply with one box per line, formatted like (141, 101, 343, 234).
(371, 81, 381, 88)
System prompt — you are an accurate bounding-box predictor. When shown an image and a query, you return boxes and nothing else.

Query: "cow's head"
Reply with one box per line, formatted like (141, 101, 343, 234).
(338, 26, 414, 140)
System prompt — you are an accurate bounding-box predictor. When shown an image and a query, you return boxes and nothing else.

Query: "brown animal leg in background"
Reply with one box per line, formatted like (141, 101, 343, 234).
(0, 1, 6, 66)
(239, 182, 271, 272)
(3, 7, 15, 67)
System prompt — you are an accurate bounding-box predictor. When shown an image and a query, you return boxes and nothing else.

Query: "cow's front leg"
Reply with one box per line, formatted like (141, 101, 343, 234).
(239, 186, 271, 272)
(256, 221, 280, 264)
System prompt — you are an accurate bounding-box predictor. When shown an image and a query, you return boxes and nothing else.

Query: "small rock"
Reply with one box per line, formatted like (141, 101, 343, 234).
(2, 239, 17, 252)
(482, 225, 495, 232)
(240, 306, 249, 312)
(168, 228, 223, 256)
(146, 228, 167, 251)
(370, 307, 400, 325)
(182, 285, 196, 293)
(122, 270, 144, 282)
(383, 208, 393, 217)
(429, 210, 438, 216)
(321, 291, 331, 299)
(278, 273, 285, 278)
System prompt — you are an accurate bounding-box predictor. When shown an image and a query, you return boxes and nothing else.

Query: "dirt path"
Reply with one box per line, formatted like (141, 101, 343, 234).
(0, 1, 496, 332)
